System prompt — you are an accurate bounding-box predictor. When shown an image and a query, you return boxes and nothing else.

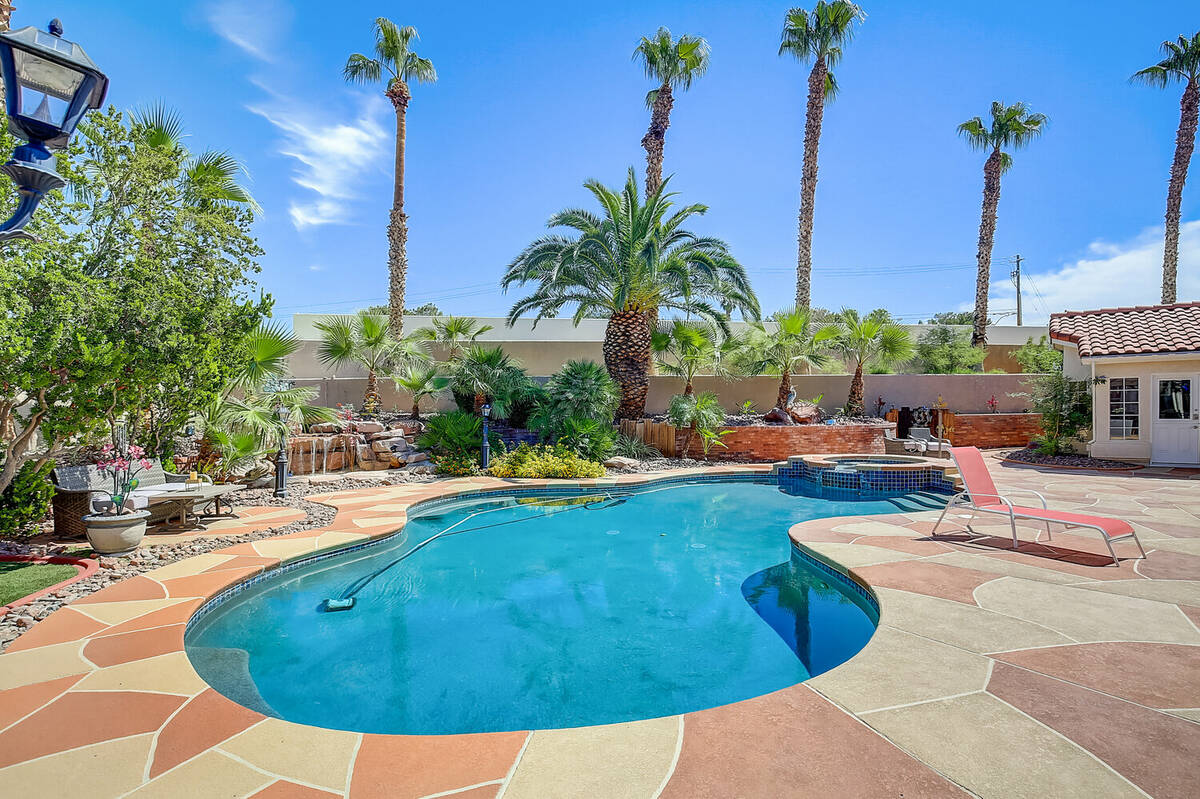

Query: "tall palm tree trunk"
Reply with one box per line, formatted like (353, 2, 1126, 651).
(777, 368, 793, 410)
(795, 59, 827, 309)
(386, 81, 411, 339)
(641, 82, 674, 197)
(604, 310, 653, 421)
(972, 148, 1003, 347)
(846, 362, 865, 416)
(364, 369, 381, 417)
(1163, 79, 1198, 304)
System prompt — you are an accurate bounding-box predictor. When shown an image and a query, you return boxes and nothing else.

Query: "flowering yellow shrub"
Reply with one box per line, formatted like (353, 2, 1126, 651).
(486, 444, 605, 479)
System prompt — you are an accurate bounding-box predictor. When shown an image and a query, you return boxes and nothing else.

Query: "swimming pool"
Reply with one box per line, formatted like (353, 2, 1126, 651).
(185, 477, 946, 735)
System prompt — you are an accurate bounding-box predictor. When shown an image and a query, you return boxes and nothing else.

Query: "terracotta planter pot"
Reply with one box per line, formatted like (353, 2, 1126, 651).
(82, 510, 149, 555)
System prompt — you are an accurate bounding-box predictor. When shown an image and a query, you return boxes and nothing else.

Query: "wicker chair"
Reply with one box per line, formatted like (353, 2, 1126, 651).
(51, 463, 190, 538)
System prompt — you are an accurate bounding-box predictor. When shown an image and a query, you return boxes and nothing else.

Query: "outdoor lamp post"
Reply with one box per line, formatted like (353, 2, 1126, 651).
(274, 405, 290, 498)
(0, 19, 108, 242)
(481, 403, 491, 469)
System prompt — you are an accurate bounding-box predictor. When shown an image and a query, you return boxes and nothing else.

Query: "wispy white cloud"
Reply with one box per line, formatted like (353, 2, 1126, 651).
(309, 264, 323, 271)
(982, 220, 1200, 322)
(205, 0, 292, 62)
(248, 98, 389, 229)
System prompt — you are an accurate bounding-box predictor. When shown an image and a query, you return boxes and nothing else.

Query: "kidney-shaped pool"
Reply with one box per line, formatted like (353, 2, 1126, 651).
(185, 477, 946, 734)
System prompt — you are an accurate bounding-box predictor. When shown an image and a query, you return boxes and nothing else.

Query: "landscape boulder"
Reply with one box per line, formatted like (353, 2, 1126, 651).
(603, 456, 639, 471)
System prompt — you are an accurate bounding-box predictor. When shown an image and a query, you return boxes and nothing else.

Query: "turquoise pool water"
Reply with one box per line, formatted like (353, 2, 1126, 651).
(185, 478, 942, 735)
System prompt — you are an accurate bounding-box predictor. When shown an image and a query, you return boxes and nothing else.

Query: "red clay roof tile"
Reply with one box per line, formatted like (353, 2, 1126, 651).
(1049, 302, 1200, 357)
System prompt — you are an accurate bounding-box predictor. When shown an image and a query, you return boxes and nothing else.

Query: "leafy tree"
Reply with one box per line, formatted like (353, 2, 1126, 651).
(652, 320, 743, 396)
(0, 108, 269, 495)
(1026, 372, 1092, 455)
(392, 365, 449, 420)
(922, 311, 984, 326)
(315, 314, 409, 415)
(634, 27, 710, 196)
(830, 309, 914, 415)
(503, 169, 758, 420)
(360, 302, 442, 316)
(779, 1, 865, 308)
(744, 307, 839, 410)
(958, 102, 1047, 346)
(344, 18, 437, 337)
(1131, 32, 1200, 303)
(1014, 335, 1063, 373)
(916, 325, 985, 374)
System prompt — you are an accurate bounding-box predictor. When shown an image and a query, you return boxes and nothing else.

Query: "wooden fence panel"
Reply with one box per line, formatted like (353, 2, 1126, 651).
(617, 419, 677, 457)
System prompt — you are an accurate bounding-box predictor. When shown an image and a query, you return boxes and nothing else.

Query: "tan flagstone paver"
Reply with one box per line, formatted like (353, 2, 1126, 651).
(219, 718, 361, 793)
(864, 692, 1146, 799)
(501, 715, 680, 799)
(0, 456, 1198, 797)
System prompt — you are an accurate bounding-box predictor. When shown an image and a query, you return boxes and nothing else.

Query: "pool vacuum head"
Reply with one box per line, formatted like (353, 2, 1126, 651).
(324, 597, 356, 612)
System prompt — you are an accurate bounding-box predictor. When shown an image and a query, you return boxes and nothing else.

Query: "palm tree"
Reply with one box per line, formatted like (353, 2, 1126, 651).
(449, 345, 526, 416)
(315, 314, 406, 416)
(779, 2, 865, 309)
(344, 19, 437, 338)
(392, 365, 448, 420)
(411, 315, 494, 361)
(830, 308, 914, 416)
(1132, 33, 1200, 304)
(633, 27, 711, 197)
(745, 307, 839, 411)
(652, 320, 743, 396)
(502, 169, 759, 420)
(958, 102, 1047, 346)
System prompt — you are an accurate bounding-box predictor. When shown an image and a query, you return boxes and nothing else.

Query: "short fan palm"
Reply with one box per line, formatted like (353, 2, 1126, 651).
(316, 314, 410, 416)
(502, 169, 759, 420)
(830, 309, 914, 416)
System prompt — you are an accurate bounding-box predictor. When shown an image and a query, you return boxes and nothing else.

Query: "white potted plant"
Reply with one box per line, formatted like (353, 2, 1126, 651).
(82, 443, 154, 555)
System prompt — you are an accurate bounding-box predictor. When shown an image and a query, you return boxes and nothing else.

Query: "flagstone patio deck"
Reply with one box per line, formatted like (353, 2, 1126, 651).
(0, 455, 1196, 798)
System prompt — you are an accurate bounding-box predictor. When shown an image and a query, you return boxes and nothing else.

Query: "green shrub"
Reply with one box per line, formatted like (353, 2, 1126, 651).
(552, 417, 616, 462)
(667, 391, 726, 458)
(486, 444, 605, 479)
(417, 411, 501, 460)
(1025, 372, 1092, 455)
(433, 453, 482, 477)
(504, 379, 546, 429)
(915, 325, 985, 374)
(1014, 335, 1063, 373)
(0, 461, 55, 537)
(612, 433, 660, 460)
(528, 360, 620, 438)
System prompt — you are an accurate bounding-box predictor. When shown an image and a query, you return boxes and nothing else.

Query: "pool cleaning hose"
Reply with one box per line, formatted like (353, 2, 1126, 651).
(321, 494, 627, 612)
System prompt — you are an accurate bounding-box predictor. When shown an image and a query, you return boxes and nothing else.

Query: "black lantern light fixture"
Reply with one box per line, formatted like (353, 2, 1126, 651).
(274, 404, 290, 498)
(480, 403, 492, 469)
(0, 18, 107, 242)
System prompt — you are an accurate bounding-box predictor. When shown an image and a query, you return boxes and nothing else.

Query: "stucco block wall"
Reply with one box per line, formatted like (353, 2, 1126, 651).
(677, 424, 891, 461)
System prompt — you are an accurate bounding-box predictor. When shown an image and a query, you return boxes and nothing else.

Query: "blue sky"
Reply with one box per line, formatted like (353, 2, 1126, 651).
(24, 0, 1200, 323)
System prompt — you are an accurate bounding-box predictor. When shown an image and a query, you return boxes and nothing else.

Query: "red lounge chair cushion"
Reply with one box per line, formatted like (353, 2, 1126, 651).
(975, 504, 1134, 540)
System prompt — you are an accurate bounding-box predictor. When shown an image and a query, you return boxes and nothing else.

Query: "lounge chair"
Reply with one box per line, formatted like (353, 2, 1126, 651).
(883, 429, 925, 455)
(909, 427, 952, 458)
(931, 446, 1146, 565)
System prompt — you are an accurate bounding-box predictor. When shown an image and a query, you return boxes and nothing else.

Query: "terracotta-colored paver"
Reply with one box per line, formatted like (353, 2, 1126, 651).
(853, 559, 997, 605)
(1137, 548, 1200, 580)
(151, 688, 265, 777)
(660, 684, 966, 798)
(252, 781, 342, 799)
(987, 662, 1200, 799)
(349, 731, 527, 799)
(71, 575, 167, 604)
(2, 607, 109, 652)
(161, 567, 263, 599)
(82, 623, 186, 668)
(992, 642, 1200, 709)
(0, 672, 85, 730)
(94, 597, 205, 637)
(0, 690, 184, 768)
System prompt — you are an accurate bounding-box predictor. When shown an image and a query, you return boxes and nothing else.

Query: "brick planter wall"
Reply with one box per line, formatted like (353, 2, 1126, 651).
(944, 412, 1043, 448)
(675, 423, 892, 462)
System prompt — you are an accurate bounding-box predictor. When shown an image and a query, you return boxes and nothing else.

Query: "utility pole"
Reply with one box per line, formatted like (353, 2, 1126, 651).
(1009, 254, 1023, 326)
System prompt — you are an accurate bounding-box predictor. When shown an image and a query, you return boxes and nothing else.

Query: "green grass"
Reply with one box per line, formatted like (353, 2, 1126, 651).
(0, 562, 79, 606)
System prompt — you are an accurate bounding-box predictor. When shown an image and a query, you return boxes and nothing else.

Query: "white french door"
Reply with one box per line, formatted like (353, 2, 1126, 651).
(1151, 374, 1200, 465)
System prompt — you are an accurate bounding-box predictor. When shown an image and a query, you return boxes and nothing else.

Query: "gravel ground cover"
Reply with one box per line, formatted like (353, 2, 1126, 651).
(1001, 448, 1142, 470)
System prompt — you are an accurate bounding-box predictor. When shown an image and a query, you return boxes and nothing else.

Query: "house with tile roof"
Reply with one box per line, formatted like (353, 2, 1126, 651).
(1051, 302, 1200, 465)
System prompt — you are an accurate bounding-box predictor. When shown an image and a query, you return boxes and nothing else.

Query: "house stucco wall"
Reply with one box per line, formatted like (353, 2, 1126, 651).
(1086, 356, 1200, 463)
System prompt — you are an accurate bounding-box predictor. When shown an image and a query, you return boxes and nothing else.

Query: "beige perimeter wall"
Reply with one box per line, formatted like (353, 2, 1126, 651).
(296, 372, 1039, 417)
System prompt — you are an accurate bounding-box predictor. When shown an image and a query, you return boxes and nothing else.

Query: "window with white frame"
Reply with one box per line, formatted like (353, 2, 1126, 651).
(1108, 377, 1139, 440)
